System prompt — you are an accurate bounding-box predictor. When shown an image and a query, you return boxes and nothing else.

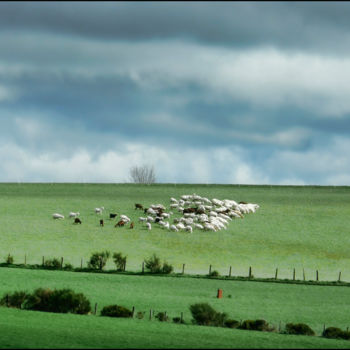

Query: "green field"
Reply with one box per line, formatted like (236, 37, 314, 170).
(1, 267, 350, 348)
(0, 183, 350, 280)
(1, 183, 350, 348)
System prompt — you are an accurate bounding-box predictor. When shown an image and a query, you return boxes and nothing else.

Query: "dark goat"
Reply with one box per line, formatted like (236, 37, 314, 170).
(135, 203, 143, 210)
(74, 218, 82, 224)
(100, 219, 104, 227)
(109, 213, 118, 219)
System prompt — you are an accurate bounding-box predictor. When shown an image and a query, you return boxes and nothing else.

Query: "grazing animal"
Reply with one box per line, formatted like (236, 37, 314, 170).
(100, 219, 104, 227)
(74, 218, 82, 224)
(109, 213, 118, 219)
(183, 208, 196, 214)
(170, 224, 179, 232)
(95, 207, 104, 214)
(69, 212, 80, 218)
(115, 220, 125, 227)
(130, 222, 134, 229)
(139, 217, 147, 223)
(146, 222, 152, 230)
(52, 213, 64, 219)
(135, 203, 143, 210)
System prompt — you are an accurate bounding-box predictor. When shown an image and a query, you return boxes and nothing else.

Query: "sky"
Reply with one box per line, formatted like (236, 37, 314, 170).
(1, 1, 350, 185)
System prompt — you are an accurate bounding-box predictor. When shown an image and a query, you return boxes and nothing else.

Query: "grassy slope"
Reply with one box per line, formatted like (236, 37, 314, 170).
(1, 183, 350, 280)
(1, 267, 350, 336)
(1, 307, 350, 349)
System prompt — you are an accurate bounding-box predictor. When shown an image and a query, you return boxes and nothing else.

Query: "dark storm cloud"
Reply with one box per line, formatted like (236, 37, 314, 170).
(1, 2, 350, 54)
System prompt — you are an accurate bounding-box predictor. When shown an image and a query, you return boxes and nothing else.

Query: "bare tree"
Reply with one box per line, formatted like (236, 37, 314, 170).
(129, 164, 156, 184)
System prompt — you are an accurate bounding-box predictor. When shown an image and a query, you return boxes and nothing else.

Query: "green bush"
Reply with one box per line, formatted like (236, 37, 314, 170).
(209, 270, 220, 277)
(63, 263, 74, 270)
(0, 291, 28, 308)
(173, 316, 185, 324)
(5, 254, 14, 264)
(190, 303, 227, 327)
(21, 287, 91, 314)
(284, 323, 315, 336)
(224, 319, 240, 329)
(162, 261, 174, 274)
(322, 327, 350, 340)
(100, 304, 133, 318)
(112, 252, 127, 271)
(144, 254, 162, 273)
(44, 258, 61, 269)
(239, 319, 271, 332)
(23, 288, 53, 312)
(155, 311, 168, 322)
(88, 251, 110, 270)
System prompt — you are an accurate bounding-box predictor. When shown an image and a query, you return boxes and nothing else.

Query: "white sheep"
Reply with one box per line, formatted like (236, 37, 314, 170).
(52, 213, 64, 219)
(120, 215, 130, 223)
(170, 224, 179, 232)
(146, 222, 152, 230)
(185, 225, 193, 233)
(69, 212, 80, 218)
(170, 197, 178, 203)
(139, 217, 147, 223)
(95, 207, 104, 214)
(147, 216, 155, 223)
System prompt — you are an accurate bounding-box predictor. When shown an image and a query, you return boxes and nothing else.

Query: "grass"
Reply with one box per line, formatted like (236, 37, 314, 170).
(2, 307, 350, 349)
(1, 267, 350, 336)
(0, 183, 350, 281)
(1, 267, 350, 348)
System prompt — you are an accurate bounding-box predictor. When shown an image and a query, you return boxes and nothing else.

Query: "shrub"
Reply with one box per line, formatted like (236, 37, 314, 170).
(23, 288, 53, 312)
(0, 291, 28, 308)
(44, 258, 61, 269)
(173, 316, 185, 324)
(47, 289, 91, 314)
(190, 303, 228, 327)
(144, 254, 162, 273)
(162, 261, 174, 274)
(209, 270, 220, 277)
(155, 311, 168, 322)
(239, 319, 271, 332)
(22, 287, 91, 315)
(63, 263, 74, 270)
(284, 323, 315, 336)
(88, 251, 110, 270)
(224, 319, 240, 329)
(5, 254, 14, 264)
(100, 304, 133, 318)
(112, 252, 127, 271)
(323, 327, 350, 340)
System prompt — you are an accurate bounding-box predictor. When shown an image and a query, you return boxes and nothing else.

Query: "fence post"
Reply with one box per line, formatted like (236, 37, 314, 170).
(209, 265, 212, 275)
(182, 264, 185, 274)
(132, 306, 135, 318)
(142, 261, 145, 274)
(149, 309, 152, 320)
(275, 268, 278, 280)
(293, 268, 295, 281)
(60, 257, 63, 269)
(229, 266, 232, 277)
(316, 270, 319, 281)
(248, 266, 252, 279)
(338, 271, 342, 282)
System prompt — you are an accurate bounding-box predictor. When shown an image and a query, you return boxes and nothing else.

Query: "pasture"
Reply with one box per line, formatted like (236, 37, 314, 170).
(0, 183, 349, 280)
(1, 267, 350, 348)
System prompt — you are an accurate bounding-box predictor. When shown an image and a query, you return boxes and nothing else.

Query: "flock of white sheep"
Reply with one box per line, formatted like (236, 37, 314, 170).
(138, 193, 259, 232)
(52, 193, 259, 233)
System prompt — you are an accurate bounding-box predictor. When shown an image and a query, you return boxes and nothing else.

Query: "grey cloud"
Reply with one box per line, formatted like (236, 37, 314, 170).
(1, 2, 350, 54)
